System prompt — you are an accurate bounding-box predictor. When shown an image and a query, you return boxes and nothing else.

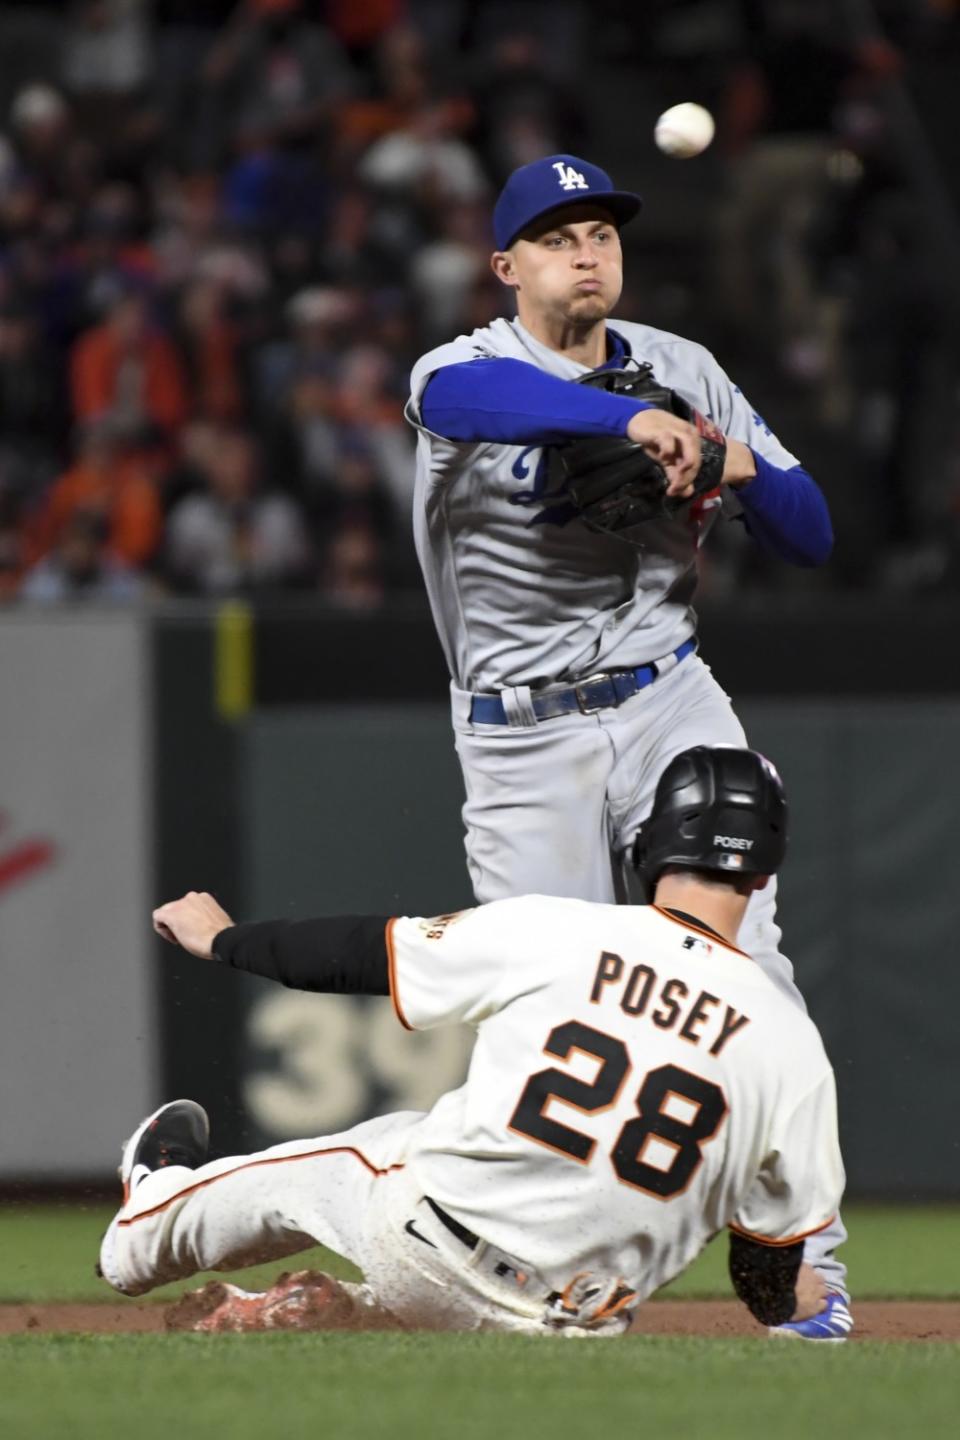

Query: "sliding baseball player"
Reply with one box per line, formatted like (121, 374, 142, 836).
(98, 747, 849, 1341)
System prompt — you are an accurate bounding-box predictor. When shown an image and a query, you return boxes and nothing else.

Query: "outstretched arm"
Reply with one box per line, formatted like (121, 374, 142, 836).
(154, 892, 543, 1031)
(152, 892, 390, 995)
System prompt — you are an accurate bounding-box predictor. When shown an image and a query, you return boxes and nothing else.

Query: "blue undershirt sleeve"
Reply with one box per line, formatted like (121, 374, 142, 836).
(421, 358, 650, 443)
(422, 359, 832, 567)
(737, 452, 833, 567)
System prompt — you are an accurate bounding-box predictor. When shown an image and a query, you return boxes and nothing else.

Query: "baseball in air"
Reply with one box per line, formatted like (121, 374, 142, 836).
(654, 103, 715, 158)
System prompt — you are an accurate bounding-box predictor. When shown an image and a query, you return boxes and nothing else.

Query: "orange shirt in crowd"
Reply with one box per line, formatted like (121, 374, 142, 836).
(29, 457, 162, 568)
(71, 324, 189, 435)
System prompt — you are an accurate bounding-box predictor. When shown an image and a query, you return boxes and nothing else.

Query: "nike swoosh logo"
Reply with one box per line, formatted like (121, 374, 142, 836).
(404, 1218, 438, 1249)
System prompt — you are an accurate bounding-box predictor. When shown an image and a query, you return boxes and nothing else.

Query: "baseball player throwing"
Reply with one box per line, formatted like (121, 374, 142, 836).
(404, 154, 849, 1322)
(99, 747, 849, 1341)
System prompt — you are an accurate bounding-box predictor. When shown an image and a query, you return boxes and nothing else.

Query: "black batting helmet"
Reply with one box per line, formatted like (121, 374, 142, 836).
(631, 745, 787, 893)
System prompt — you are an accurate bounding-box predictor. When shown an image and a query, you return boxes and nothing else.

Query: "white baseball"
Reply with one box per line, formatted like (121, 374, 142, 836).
(654, 102, 715, 159)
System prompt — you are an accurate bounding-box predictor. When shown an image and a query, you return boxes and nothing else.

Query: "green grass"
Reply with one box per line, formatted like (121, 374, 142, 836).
(1, 1201, 958, 1303)
(1, 1204, 957, 1440)
(1, 1332, 957, 1440)
(0, 1202, 359, 1303)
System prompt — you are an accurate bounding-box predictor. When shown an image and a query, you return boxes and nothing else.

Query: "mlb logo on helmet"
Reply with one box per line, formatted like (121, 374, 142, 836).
(718, 853, 745, 870)
(493, 154, 643, 251)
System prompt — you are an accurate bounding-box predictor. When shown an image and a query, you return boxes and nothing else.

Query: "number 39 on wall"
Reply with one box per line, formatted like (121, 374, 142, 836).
(243, 991, 473, 1139)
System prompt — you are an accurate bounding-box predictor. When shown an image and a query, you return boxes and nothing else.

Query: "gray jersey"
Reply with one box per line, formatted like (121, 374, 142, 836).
(406, 317, 800, 692)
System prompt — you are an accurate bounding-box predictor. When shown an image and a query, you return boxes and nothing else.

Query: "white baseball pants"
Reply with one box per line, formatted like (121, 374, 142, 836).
(98, 1111, 571, 1334)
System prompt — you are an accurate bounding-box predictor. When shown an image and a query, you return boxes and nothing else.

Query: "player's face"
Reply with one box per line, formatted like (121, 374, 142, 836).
(493, 208, 623, 326)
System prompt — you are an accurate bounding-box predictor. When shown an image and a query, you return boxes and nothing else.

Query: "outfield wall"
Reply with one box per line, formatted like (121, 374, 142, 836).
(153, 603, 959, 1198)
(0, 613, 155, 1177)
(1, 604, 956, 1197)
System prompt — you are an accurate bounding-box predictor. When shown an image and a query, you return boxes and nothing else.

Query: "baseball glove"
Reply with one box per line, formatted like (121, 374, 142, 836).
(551, 364, 727, 538)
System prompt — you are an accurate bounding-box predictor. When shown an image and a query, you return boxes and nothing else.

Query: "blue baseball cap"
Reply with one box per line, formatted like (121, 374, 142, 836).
(493, 154, 642, 251)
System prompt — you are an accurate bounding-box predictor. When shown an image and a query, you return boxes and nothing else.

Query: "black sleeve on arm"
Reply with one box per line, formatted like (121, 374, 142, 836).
(212, 915, 392, 995)
(728, 1231, 803, 1326)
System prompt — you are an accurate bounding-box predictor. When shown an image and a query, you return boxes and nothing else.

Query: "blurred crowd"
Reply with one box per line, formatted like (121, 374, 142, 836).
(705, 0, 960, 592)
(0, 0, 957, 606)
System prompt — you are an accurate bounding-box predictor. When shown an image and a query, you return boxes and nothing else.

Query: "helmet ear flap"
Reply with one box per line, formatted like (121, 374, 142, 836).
(678, 807, 703, 840)
(630, 822, 655, 902)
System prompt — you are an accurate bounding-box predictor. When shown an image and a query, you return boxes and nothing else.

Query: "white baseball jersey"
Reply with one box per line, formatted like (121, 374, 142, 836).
(101, 896, 843, 1331)
(389, 896, 843, 1300)
(405, 317, 800, 692)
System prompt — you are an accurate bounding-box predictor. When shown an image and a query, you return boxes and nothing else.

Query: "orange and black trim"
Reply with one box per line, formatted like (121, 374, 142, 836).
(553, 1274, 637, 1324)
(119, 1145, 405, 1227)
(653, 905, 751, 960)
(385, 917, 413, 1030)
(728, 1214, 837, 1247)
(591, 1283, 638, 1322)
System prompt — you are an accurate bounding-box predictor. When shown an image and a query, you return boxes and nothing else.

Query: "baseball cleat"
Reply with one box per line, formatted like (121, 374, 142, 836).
(768, 1292, 854, 1342)
(165, 1271, 390, 1333)
(95, 1100, 209, 1289)
(118, 1099, 210, 1203)
(166, 1281, 273, 1333)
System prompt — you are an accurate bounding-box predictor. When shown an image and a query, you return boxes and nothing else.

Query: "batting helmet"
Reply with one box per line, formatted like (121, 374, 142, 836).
(631, 745, 787, 893)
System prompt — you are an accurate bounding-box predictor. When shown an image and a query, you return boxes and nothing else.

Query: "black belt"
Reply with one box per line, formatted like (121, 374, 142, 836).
(425, 1196, 479, 1250)
(469, 638, 696, 725)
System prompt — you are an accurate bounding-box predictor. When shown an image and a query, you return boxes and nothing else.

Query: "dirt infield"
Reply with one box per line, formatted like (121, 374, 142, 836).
(1, 1300, 957, 1340)
(629, 1301, 960, 1341)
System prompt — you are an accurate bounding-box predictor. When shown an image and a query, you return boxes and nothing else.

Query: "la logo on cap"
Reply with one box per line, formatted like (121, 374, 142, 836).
(491, 154, 642, 250)
(552, 161, 588, 192)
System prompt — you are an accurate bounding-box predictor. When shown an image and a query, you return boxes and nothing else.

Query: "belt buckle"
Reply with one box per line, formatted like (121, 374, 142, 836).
(573, 672, 617, 715)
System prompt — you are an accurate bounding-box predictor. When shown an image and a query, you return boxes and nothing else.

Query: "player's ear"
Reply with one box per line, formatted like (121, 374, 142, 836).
(491, 250, 518, 288)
